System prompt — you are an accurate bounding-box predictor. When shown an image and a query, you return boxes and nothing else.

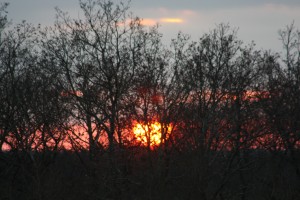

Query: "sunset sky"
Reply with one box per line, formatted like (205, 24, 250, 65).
(6, 0, 300, 53)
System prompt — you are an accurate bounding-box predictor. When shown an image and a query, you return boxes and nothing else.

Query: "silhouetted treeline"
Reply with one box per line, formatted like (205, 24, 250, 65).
(0, 1, 300, 200)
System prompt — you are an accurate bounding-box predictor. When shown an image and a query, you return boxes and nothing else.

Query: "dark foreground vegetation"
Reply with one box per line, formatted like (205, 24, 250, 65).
(1, 149, 300, 200)
(0, 1, 300, 199)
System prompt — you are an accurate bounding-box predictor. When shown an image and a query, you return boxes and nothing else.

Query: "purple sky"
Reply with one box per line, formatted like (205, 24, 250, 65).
(6, 0, 300, 53)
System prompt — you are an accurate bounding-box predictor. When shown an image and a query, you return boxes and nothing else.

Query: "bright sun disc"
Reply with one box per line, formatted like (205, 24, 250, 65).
(133, 122, 171, 147)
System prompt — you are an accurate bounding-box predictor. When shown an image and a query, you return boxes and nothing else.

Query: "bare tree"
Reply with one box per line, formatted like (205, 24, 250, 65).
(0, 2, 8, 42)
(0, 21, 39, 152)
(170, 24, 265, 199)
(42, 0, 138, 158)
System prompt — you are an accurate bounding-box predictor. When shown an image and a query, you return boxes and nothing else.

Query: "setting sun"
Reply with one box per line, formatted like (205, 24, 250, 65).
(133, 122, 172, 147)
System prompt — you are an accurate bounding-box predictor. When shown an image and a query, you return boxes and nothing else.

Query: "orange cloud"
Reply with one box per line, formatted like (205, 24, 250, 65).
(140, 18, 157, 26)
(160, 18, 184, 23)
(138, 17, 185, 26)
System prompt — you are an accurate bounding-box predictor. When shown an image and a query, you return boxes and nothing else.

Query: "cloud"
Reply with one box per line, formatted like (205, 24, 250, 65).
(136, 8, 196, 26)
(140, 18, 157, 26)
(160, 18, 183, 23)
(263, 3, 300, 12)
(139, 17, 184, 26)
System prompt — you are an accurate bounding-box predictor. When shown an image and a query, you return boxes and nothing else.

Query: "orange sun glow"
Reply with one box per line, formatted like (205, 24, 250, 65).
(133, 122, 172, 147)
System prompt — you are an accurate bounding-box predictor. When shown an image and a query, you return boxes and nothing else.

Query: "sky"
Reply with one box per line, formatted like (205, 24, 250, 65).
(4, 0, 300, 54)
